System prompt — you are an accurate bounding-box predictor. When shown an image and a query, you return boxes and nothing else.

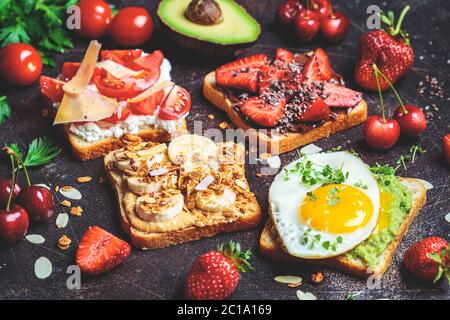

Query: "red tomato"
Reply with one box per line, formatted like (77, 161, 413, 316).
(61, 62, 102, 81)
(76, 0, 112, 38)
(159, 86, 191, 120)
(103, 106, 131, 123)
(101, 49, 143, 64)
(40, 76, 65, 103)
(128, 90, 165, 115)
(109, 7, 153, 47)
(0, 43, 42, 86)
(126, 50, 163, 71)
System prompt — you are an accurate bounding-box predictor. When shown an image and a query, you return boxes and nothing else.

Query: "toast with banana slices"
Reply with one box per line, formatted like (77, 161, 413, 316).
(104, 133, 262, 249)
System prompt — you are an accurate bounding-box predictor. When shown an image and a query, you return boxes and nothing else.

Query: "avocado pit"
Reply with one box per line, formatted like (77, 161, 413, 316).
(185, 0, 223, 25)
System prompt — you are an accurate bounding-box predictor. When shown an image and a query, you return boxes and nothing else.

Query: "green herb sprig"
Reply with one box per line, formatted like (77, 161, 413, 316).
(5, 136, 61, 168)
(0, 0, 77, 66)
(286, 159, 349, 186)
(0, 96, 12, 126)
(301, 228, 343, 252)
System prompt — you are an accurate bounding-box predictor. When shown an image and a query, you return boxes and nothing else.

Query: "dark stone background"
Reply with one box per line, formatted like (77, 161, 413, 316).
(0, 0, 449, 300)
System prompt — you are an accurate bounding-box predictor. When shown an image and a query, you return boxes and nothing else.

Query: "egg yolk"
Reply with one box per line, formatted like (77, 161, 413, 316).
(372, 191, 392, 234)
(300, 184, 374, 234)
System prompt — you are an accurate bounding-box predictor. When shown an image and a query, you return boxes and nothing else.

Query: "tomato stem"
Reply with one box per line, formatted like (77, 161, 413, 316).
(373, 64, 407, 113)
(372, 64, 386, 122)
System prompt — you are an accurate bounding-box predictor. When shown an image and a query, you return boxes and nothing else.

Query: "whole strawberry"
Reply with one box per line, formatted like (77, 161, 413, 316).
(403, 236, 449, 284)
(355, 5, 414, 91)
(185, 241, 253, 300)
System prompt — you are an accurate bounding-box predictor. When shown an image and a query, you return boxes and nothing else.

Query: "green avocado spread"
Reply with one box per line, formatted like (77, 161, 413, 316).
(346, 173, 412, 266)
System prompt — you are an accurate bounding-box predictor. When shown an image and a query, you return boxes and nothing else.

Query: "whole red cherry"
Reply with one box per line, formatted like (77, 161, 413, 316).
(277, 0, 303, 27)
(311, 0, 331, 20)
(393, 104, 427, 137)
(19, 185, 55, 222)
(364, 115, 400, 150)
(0, 204, 29, 245)
(0, 179, 21, 207)
(443, 134, 450, 164)
(320, 12, 349, 42)
(294, 9, 320, 42)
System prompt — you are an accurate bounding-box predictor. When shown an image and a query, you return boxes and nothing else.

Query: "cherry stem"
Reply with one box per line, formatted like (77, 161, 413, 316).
(3, 147, 31, 187)
(328, 2, 334, 18)
(6, 155, 17, 212)
(392, 5, 410, 37)
(372, 64, 407, 113)
(372, 64, 386, 122)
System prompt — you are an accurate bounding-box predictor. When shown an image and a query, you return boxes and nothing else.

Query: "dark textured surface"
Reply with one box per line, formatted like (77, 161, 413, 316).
(0, 0, 449, 300)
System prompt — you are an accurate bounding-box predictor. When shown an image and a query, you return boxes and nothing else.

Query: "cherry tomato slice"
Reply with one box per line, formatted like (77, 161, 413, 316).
(62, 62, 103, 82)
(93, 73, 137, 99)
(40, 76, 65, 103)
(128, 90, 165, 116)
(103, 106, 131, 123)
(159, 86, 191, 120)
(126, 50, 163, 72)
(100, 49, 143, 64)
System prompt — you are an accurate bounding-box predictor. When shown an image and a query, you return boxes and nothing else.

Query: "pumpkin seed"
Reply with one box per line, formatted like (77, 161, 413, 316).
(34, 257, 52, 279)
(56, 213, 69, 229)
(25, 234, 45, 244)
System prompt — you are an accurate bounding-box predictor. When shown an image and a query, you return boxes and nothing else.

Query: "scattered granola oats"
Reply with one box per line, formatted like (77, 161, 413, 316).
(260, 153, 272, 160)
(77, 176, 92, 183)
(98, 176, 106, 184)
(256, 173, 262, 178)
(57, 235, 72, 250)
(70, 206, 83, 217)
(219, 121, 228, 129)
(60, 200, 71, 207)
(61, 186, 73, 192)
(54, 185, 60, 193)
(208, 114, 215, 120)
(311, 272, 324, 284)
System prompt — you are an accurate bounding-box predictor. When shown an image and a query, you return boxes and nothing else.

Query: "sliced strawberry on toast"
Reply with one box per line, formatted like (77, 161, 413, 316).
(240, 96, 286, 127)
(275, 48, 295, 64)
(76, 226, 131, 275)
(323, 82, 363, 107)
(302, 48, 333, 83)
(216, 54, 269, 93)
(297, 97, 330, 122)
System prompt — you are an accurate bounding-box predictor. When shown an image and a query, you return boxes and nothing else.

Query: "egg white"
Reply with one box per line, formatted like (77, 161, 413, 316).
(269, 151, 380, 259)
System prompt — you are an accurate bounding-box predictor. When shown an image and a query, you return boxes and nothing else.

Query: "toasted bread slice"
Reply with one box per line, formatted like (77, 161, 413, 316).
(259, 178, 427, 278)
(203, 72, 368, 154)
(104, 138, 262, 250)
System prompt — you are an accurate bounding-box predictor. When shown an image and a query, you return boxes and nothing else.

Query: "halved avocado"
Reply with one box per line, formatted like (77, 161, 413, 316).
(157, 0, 261, 56)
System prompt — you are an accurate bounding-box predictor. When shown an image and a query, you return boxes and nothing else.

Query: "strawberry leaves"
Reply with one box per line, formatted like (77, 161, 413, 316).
(218, 240, 254, 273)
(428, 246, 450, 285)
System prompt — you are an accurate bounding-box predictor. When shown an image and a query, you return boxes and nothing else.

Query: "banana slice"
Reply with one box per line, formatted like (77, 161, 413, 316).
(117, 158, 143, 172)
(195, 187, 236, 213)
(127, 176, 162, 194)
(168, 134, 218, 170)
(136, 193, 184, 222)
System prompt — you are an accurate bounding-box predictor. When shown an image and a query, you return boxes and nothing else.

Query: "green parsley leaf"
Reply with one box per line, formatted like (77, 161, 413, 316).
(370, 163, 396, 175)
(7, 137, 61, 168)
(0, 96, 12, 126)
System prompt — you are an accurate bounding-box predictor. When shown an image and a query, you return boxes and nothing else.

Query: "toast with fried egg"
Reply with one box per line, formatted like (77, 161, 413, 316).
(104, 134, 261, 249)
(260, 155, 427, 278)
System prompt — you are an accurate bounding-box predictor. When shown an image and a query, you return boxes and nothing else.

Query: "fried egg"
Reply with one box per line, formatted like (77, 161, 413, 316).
(269, 151, 380, 259)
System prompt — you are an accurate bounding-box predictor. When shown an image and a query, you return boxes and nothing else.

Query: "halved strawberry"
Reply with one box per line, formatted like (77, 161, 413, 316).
(323, 82, 363, 107)
(76, 226, 131, 275)
(259, 65, 291, 93)
(302, 48, 333, 83)
(297, 96, 330, 122)
(275, 48, 295, 64)
(240, 96, 286, 127)
(216, 54, 269, 93)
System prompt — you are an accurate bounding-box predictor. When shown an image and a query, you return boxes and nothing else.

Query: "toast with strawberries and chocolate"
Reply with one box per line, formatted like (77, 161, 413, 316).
(203, 48, 367, 154)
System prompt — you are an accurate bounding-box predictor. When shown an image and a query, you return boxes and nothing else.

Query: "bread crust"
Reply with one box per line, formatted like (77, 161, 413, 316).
(104, 143, 262, 250)
(203, 72, 368, 154)
(259, 178, 427, 278)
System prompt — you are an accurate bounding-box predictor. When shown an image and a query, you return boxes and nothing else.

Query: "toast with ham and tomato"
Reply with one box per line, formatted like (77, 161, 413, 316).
(40, 41, 189, 161)
(203, 48, 367, 154)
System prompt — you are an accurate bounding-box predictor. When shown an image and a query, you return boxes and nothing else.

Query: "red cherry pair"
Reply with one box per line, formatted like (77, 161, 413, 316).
(0, 148, 55, 245)
(277, 0, 349, 43)
(364, 64, 427, 150)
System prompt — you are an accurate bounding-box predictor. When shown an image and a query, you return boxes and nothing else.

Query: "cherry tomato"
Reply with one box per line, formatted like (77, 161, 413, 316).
(103, 106, 131, 123)
(320, 12, 350, 42)
(126, 50, 163, 72)
(159, 86, 191, 120)
(293, 9, 320, 42)
(364, 115, 400, 150)
(128, 90, 165, 115)
(109, 7, 153, 47)
(393, 104, 427, 137)
(76, 0, 112, 38)
(0, 43, 42, 86)
(40, 76, 65, 103)
(61, 62, 103, 81)
(100, 49, 143, 64)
